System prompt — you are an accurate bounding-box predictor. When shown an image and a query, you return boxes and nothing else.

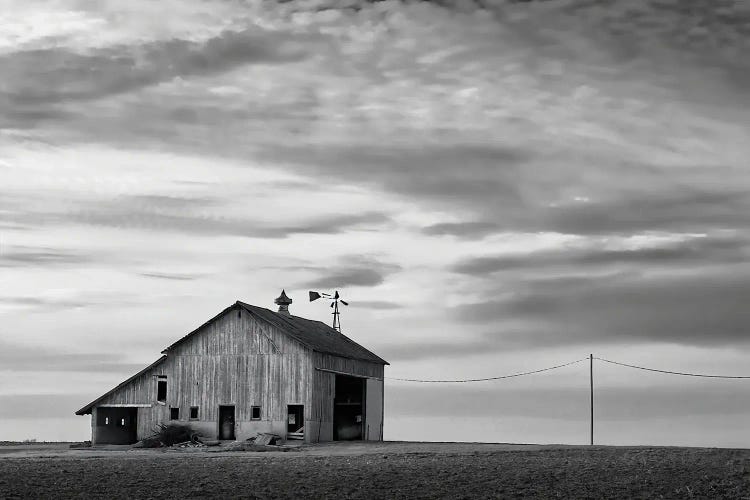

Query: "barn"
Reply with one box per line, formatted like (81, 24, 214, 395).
(75, 291, 388, 445)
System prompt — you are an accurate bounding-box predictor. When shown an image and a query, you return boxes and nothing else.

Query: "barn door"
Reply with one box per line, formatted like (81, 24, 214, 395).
(365, 379, 383, 441)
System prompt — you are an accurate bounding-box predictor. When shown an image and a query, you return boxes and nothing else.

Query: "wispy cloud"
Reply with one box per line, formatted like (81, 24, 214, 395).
(0, 245, 91, 268)
(302, 256, 401, 289)
(139, 272, 200, 281)
(451, 233, 749, 276)
(1, 27, 320, 106)
(0, 340, 146, 374)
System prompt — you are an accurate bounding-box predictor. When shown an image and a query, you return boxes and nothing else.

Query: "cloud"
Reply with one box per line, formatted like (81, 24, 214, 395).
(453, 268, 750, 348)
(2, 193, 392, 239)
(452, 233, 749, 276)
(422, 221, 502, 239)
(139, 272, 199, 281)
(350, 300, 404, 310)
(0, 27, 319, 106)
(0, 246, 91, 268)
(302, 256, 401, 289)
(0, 340, 146, 374)
(261, 142, 530, 207)
(0, 296, 89, 310)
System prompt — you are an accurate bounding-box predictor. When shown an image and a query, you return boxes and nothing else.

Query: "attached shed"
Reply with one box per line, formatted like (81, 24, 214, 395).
(76, 292, 388, 445)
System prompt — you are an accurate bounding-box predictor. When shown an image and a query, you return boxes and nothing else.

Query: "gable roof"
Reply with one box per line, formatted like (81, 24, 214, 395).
(75, 356, 166, 415)
(236, 301, 388, 365)
(161, 301, 387, 365)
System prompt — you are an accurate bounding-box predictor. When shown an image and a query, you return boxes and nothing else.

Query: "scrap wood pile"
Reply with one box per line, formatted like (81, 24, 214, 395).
(133, 423, 217, 448)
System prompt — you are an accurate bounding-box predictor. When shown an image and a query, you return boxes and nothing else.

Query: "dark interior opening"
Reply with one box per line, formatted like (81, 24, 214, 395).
(95, 407, 138, 444)
(334, 375, 364, 441)
(157, 379, 167, 402)
(170, 407, 179, 420)
(218, 405, 235, 440)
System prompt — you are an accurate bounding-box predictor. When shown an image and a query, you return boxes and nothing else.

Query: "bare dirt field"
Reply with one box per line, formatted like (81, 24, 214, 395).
(0, 441, 748, 499)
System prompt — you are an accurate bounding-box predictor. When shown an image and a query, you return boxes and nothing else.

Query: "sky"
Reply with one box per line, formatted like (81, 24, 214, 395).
(1, 0, 749, 447)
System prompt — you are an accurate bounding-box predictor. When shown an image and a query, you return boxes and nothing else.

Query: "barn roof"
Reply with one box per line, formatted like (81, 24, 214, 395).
(75, 355, 167, 415)
(162, 301, 388, 365)
(236, 301, 388, 365)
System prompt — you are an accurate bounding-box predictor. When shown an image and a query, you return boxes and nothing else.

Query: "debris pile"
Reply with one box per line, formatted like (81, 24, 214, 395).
(255, 433, 282, 446)
(132, 423, 206, 448)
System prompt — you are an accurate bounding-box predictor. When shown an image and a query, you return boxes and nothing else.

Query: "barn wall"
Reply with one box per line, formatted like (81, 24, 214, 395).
(93, 306, 315, 441)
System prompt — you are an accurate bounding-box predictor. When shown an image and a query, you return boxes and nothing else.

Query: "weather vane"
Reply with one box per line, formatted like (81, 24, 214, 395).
(309, 290, 348, 332)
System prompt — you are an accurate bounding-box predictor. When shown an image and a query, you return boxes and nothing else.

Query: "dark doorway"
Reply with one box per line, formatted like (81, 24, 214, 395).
(287, 404, 304, 440)
(95, 407, 138, 444)
(218, 405, 235, 440)
(334, 375, 364, 441)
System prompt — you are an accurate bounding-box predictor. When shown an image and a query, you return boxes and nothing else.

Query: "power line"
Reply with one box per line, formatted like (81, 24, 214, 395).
(595, 357, 750, 379)
(385, 358, 587, 383)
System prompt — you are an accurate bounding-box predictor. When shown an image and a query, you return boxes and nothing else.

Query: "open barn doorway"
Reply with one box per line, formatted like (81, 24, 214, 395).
(287, 405, 304, 440)
(218, 405, 235, 440)
(95, 407, 138, 444)
(334, 375, 364, 440)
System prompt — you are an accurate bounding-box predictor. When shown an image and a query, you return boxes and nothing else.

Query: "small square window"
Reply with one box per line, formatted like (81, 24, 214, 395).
(189, 406, 199, 420)
(251, 406, 261, 420)
(170, 407, 180, 420)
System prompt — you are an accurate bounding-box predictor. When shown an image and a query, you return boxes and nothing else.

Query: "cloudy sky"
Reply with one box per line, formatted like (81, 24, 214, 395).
(1, 0, 749, 446)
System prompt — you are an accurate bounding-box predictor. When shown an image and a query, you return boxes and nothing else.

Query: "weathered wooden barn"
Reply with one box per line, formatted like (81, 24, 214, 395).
(75, 292, 388, 445)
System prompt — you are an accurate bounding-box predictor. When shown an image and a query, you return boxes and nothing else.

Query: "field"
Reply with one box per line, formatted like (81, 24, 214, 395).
(0, 442, 748, 499)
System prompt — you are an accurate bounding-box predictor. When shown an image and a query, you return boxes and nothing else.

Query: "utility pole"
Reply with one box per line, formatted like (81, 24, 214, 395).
(590, 353, 594, 446)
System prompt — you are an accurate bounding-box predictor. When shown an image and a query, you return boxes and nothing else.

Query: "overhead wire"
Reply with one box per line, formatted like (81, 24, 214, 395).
(385, 357, 588, 383)
(594, 357, 750, 379)
(386, 356, 750, 383)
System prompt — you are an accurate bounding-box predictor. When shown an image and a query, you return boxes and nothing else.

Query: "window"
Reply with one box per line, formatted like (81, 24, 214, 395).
(189, 406, 199, 420)
(170, 407, 180, 420)
(105, 417, 109, 425)
(157, 378, 167, 403)
(117, 418, 127, 427)
(251, 406, 261, 420)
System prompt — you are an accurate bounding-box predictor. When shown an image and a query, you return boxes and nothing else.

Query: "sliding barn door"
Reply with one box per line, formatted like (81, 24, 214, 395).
(365, 378, 383, 441)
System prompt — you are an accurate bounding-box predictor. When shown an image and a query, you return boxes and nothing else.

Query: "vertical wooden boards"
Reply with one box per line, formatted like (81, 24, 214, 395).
(365, 378, 384, 441)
